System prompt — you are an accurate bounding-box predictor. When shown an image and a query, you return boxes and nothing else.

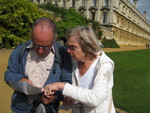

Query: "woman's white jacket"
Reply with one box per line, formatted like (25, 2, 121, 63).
(62, 51, 116, 113)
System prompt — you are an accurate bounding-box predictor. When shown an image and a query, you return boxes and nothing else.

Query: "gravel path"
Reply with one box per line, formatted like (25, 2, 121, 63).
(102, 46, 146, 52)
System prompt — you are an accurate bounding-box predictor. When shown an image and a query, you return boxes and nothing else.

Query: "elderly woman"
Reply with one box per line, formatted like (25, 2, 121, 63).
(43, 26, 116, 113)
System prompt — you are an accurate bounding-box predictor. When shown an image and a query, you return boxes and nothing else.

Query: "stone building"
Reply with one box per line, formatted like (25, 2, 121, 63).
(31, 0, 150, 46)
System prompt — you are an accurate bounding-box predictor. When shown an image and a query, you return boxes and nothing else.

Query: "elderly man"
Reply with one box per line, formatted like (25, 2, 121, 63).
(4, 17, 72, 113)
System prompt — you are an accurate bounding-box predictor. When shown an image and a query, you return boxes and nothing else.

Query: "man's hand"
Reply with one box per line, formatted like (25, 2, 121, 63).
(41, 94, 55, 105)
(19, 78, 33, 85)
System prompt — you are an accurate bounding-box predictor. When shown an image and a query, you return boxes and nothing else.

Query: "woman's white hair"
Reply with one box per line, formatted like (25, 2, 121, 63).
(65, 26, 101, 55)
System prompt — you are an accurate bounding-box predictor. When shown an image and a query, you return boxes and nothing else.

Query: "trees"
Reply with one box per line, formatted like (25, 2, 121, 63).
(0, 1, 103, 48)
(101, 36, 120, 48)
(0, 0, 51, 48)
(56, 8, 91, 40)
(39, 3, 90, 40)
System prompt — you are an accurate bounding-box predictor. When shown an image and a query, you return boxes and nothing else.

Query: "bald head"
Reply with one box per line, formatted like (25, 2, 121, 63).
(31, 17, 57, 45)
(32, 17, 57, 39)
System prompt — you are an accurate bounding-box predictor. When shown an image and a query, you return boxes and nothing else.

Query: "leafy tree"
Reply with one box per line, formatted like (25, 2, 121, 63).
(0, 0, 51, 48)
(39, 3, 91, 40)
(91, 21, 103, 40)
(39, 3, 67, 19)
(0, 1, 103, 48)
(39, 3, 103, 42)
(56, 8, 91, 40)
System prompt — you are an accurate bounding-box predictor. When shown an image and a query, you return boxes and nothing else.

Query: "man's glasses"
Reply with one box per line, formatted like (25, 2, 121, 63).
(33, 44, 52, 51)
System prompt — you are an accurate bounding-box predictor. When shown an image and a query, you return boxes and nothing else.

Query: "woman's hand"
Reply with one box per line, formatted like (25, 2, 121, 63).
(43, 82, 66, 97)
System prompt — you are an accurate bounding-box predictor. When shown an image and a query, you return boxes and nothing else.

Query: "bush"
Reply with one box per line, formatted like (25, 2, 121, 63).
(0, 0, 51, 48)
(39, 3, 91, 40)
(102, 36, 120, 48)
(91, 21, 103, 40)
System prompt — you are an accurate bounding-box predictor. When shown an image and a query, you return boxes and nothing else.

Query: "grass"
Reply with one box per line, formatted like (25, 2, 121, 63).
(0, 49, 150, 113)
(107, 49, 150, 113)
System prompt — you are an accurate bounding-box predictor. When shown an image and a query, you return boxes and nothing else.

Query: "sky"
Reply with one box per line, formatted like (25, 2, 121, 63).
(129, 0, 150, 23)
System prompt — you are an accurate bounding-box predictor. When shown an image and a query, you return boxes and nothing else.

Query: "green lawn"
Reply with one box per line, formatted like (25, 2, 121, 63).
(107, 49, 150, 113)
(1, 49, 150, 113)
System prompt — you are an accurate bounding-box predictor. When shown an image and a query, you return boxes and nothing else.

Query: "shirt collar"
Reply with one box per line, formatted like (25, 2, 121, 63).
(27, 42, 33, 49)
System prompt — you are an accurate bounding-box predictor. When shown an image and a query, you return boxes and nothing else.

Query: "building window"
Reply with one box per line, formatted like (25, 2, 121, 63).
(104, 0, 109, 6)
(124, 20, 126, 28)
(103, 12, 107, 23)
(120, 31, 122, 39)
(82, 0, 86, 6)
(63, 0, 66, 8)
(117, 16, 119, 24)
(123, 6, 125, 13)
(91, 12, 96, 21)
(119, 3, 121, 10)
(54, 1, 58, 5)
(72, 0, 75, 7)
(122, 18, 124, 26)
(115, 30, 118, 38)
(93, 0, 97, 6)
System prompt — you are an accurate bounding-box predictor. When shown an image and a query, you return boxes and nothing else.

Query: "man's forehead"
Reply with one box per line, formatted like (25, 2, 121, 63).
(33, 25, 52, 32)
(33, 39, 52, 46)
